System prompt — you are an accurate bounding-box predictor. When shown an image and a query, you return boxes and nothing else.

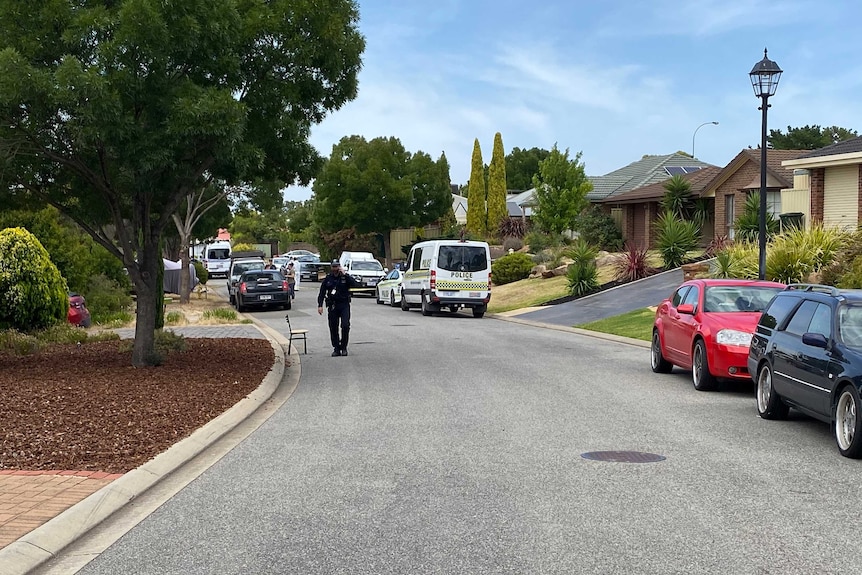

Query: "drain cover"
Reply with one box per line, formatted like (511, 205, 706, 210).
(581, 451, 666, 463)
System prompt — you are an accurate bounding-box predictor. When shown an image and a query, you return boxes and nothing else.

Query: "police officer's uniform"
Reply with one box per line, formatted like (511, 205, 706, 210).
(317, 260, 360, 356)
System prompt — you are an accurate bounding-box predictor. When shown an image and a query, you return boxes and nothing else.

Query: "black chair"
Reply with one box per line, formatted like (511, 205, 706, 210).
(284, 314, 308, 354)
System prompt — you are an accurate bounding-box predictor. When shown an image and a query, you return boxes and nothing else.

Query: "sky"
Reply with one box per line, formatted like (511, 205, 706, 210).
(284, 0, 862, 202)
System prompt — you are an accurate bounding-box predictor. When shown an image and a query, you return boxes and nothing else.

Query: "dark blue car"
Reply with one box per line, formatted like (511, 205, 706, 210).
(748, 284, 862, 458)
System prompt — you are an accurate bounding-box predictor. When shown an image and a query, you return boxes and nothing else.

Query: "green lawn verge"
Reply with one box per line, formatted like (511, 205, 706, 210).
(575, 307, 655, 341)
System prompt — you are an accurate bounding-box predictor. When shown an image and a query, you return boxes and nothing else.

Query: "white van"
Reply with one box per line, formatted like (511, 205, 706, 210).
(401, 240, 492, 318)
(203, 240, 231, 278)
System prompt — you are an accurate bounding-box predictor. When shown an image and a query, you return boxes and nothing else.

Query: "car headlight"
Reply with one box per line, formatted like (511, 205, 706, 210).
(716, 329, 752, 346)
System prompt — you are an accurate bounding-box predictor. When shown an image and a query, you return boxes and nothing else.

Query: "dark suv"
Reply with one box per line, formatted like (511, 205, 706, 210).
(748, 284, 862, 458)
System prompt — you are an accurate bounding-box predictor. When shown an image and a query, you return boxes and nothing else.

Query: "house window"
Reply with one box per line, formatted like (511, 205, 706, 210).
(725, 194, 735, 240)
(766, 190, 781, 217)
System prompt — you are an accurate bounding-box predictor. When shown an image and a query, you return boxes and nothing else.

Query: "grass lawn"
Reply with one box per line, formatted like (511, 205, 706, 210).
(575, 307, 656, 341)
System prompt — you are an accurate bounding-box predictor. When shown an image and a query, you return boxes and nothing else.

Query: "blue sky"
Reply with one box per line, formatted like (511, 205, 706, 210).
(285, 0, 861, 201)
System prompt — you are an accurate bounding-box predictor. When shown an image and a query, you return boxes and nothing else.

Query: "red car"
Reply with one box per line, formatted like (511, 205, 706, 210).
(651, 279, 785, 390)
(67, 293, 91, 328)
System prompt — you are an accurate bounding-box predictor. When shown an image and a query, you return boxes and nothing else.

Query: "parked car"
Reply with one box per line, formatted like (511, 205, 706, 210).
(297, 254, 322, 282)
(227, 250, 266, 305)
(748, 284, 862, 458)
(345, 258, 386, 295)
(285, 249, 318, 260)
(376, 268, 405, 306)
(235, 270, 291, 312)
(651, 278, 785, 390)
(67, 293, 91, 328)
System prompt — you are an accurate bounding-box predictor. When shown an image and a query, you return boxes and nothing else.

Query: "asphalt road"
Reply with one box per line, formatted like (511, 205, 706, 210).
(66, 279, 862, 574)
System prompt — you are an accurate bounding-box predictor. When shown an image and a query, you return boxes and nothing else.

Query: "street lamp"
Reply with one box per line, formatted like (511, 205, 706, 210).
(749, 48, 782, 280)
(692, 121, 718, 158)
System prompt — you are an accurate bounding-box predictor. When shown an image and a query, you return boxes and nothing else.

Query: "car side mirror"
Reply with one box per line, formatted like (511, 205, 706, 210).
(383, 267, 389, 273)
(677, 303, 695, 315)
(802, 332, 828, 349)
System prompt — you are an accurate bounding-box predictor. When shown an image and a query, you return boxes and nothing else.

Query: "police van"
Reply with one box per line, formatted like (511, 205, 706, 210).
(401, 239, 492, 318)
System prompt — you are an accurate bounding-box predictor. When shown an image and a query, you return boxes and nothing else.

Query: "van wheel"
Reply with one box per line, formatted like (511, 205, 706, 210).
(421, 294, 432, 316)
(473, 309, 485, 318)
(401, 294, 410, 311)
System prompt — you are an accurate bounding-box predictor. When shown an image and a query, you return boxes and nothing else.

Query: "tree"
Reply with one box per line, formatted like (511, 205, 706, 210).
(768, 125, 858, 150)
(0, 1, 364, 366)
(660, 175, 694, 219)
(312, 136, 451, 261)
(486, 133, 508, 239)
(531, 145, 592, 235)
(506, 147, 550, 191)
(467, 139, 486, 236)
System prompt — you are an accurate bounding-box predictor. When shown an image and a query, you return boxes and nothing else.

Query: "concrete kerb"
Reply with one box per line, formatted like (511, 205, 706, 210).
(489, 313, 651, 350)
(0, 321, 293, 575)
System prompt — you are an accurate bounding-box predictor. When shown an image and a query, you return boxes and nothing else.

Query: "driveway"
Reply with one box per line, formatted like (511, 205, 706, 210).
(511, 267, 684, 326)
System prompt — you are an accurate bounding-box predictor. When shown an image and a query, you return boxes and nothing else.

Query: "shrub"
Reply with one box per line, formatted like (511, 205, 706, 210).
(766, 235, 815, 284)
(837, 259, 862, 289)
(823, 229, 862, 286)
(231, 242, 254, 252)
(524, 230, 561, 253)
(86, 274, 133, 324)
(705, 234, 732, 258)
(734, 192, 779, 243)
(566, 240, 599, 296)
(654, 211, 700, 270)
(491, 252, 534, 285)
(0, 330, 41, 354)
(612, 242, 655, 283)
(781, 223, 846, 274)
(0, 227, 68, 331)
(165, 311, 185, 325)
(193, 260, 208, 285)
(711, 243, 758, 279)
(498, 217, 528, 239)
(574, 206, 623, 251)
(201, 308, 239, 322)
(502, 237, 524, 252)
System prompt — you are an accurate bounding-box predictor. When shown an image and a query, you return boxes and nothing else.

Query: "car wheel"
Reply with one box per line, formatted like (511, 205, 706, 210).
(284, 298, 291, 311)
(650, 329, 672, 373)
(229, 294, 235, 305)
(835, 386, 862, 458)
(421, 294, 432, 316)
(692, 339, 717, 391)
(376, 288, 384, 304)
(236, 297, 245, 313)
(390, 291, 397, 307)
(80, 316, 92, 329)
(756, 362, 789, 420)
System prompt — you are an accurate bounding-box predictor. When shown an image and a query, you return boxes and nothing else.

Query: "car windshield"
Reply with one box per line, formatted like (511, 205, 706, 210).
(839, 304, 862, 348)
(243, 271, 282, 282)
(438, 246, 487, 273)
(703, 286, 782, 313)
(233, 262, 264, 277)
(352, 260, 383, 271)
(207, 248, 230, 260)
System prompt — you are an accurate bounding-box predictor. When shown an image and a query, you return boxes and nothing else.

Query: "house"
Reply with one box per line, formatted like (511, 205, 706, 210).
(598, 165, 722, 247)
(587, 152, 715, 202)
(701, 148, 808, 240)
(782, 136, 862, 231)
(506, 189, 534, 221)
(451, 193, 467, 225)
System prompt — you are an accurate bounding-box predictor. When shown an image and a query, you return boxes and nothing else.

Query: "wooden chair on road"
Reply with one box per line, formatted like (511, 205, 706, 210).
(285, 314, 308, 354)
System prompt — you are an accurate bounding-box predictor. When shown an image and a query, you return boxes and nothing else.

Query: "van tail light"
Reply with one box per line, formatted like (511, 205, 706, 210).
(430, 269, 436, 291)
(239, 282, 247, 294)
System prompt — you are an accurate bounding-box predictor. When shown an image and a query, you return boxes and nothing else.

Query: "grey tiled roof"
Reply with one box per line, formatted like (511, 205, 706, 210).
(797, 136, 862, 159)
(586, 153, 715, 200)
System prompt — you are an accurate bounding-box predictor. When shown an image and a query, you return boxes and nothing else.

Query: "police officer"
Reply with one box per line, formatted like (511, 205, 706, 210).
(317, 259, 360, 356)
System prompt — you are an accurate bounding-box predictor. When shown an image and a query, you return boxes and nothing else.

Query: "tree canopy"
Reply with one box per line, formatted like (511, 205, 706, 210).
(506, 146, 550, 191)
(312, 135, 452, 260)
(768, 125, 858, 150)
(531, 145, 592, 235)
(486, 133, 508, 238)
(0, 0, 364, 365)
(466, 139, 486, 236)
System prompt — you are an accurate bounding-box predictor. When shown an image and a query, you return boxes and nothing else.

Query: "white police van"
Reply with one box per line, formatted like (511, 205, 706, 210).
(401, 239, 492, 318)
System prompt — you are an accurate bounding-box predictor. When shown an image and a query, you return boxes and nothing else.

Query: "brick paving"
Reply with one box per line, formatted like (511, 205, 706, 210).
(0, 322, 266, 553)
(0, 470, 123, 548)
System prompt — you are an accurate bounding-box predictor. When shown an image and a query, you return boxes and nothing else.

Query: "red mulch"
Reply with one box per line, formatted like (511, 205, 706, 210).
(0, 338, 274, 474)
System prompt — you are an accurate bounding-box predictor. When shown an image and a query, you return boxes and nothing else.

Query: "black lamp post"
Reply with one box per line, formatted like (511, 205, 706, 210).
(749, 48, 782, 280)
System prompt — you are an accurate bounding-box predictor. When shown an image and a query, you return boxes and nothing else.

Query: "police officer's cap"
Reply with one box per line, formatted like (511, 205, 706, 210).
(331, 259, 341, 266)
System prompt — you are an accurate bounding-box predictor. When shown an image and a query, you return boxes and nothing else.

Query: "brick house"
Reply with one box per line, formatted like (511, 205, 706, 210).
(703, 149, 808, 240)
(597, 165, 721, 247)
(782, 136, 862, 231)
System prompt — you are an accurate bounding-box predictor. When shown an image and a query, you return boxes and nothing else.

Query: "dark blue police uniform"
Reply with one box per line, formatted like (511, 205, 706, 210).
(317, 261, 360, 356)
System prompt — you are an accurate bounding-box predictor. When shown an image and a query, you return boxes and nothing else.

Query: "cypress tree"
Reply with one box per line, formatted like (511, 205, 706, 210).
(466, 138, 486, 237)
(486, 132, 508, 238)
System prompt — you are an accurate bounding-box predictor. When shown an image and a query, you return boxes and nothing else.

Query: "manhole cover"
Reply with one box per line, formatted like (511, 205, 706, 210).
(581, 451, 666, 463)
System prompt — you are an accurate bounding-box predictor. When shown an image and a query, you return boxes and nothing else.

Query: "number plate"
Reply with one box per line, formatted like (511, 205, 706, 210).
(259, 295, 272, 300)
(368, 279, 377, 286)
(469, 292, 481, 298)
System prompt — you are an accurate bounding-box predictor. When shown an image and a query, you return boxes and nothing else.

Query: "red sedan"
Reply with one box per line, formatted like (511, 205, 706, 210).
(651, 278, 785, 390)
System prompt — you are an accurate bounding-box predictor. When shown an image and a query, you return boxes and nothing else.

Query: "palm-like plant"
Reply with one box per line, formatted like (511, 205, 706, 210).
(655, 210, 700, 270)
(734, 192, 779, 243)
(660, 175, 694, 219)
(612, 241, 654, 282)
(566, 239, 599, 296)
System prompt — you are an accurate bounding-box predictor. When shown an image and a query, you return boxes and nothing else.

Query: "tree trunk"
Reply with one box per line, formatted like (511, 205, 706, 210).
(179, 235, 191, 304)
(131, 243, 161, 367)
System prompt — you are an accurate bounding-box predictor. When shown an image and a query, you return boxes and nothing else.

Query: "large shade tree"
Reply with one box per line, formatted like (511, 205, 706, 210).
(312, 136, 452, 260)
(0, 0, 364, 366)
(768, 125, 858, 150)
(506, 146, 550, 191)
